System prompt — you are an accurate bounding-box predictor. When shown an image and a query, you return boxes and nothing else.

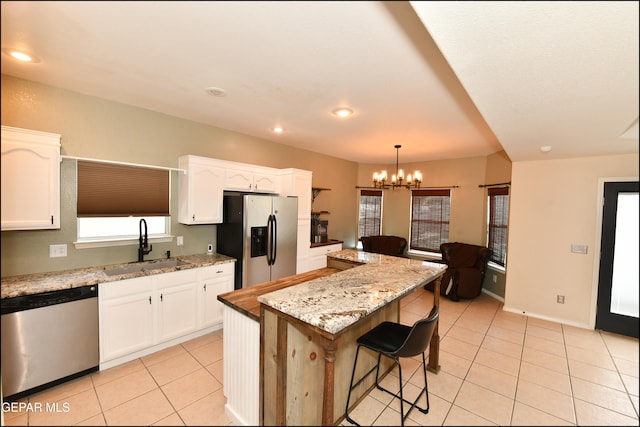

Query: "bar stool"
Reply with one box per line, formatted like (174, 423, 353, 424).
(344, 305, 439, 426)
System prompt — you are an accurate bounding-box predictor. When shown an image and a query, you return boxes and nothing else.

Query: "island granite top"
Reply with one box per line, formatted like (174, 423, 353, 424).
(257, 249, 446, 335)
(1, 253, 236, 299)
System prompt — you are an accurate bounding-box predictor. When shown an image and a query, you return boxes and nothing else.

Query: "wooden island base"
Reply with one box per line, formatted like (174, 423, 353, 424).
(219, 250, 444, 426)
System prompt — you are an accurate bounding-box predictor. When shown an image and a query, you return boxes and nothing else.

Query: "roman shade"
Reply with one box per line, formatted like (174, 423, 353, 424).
(77, 161, 169, 217)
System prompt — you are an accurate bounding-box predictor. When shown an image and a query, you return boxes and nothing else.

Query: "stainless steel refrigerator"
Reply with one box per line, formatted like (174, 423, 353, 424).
(217, 193, 298, 289)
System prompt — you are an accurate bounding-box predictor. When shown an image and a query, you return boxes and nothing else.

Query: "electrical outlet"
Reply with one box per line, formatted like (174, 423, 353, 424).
(49, 244, 67, 258)
(177, 236, 184, 246)
(492, 274, 497, 283)
(207, 243, 214, 254)
(557, 295, 565, 304)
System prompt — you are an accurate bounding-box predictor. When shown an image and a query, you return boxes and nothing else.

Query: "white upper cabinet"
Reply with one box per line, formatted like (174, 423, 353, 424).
(224, 165, 278, 193)
(279, 168, 312, 220)
(178, 155, 224, 224)
(1, 126, 61, 230)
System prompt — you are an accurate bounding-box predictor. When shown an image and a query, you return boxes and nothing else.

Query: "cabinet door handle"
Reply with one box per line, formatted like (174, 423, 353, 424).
(149, 296, 152, 304)
(203, 283, 207, 291)
(192, 214, 195, 221)
(216, 270, 223, 274)
(51, 215, 54, 225)
(160, 293, 163, 302)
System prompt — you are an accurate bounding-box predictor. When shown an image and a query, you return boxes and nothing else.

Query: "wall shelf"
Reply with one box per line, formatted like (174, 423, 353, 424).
(311, 187, 331, 219)
(312, 187, 331, 204)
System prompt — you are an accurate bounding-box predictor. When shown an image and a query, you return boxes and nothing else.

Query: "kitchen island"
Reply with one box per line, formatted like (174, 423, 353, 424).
(217, 249, 445, 426)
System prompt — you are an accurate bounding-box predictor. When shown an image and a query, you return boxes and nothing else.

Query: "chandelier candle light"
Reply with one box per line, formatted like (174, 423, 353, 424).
(372, 145, 422, 190)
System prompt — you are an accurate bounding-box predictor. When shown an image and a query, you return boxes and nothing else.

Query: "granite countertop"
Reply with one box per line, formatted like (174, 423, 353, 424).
(1, 253, 236, 299)
(257, 249, 446, 335)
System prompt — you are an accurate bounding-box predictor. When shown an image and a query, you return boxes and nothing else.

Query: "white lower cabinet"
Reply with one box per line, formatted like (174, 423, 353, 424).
(155, 269, 199, 343)
(99, 262, 234, 368)
(307, 243, 343, 270)
(99, 276, 155, 363)
(199, 263, 234, 328)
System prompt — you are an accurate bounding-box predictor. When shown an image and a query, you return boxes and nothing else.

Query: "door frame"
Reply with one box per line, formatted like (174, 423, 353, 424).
(589, 176, 639, 329)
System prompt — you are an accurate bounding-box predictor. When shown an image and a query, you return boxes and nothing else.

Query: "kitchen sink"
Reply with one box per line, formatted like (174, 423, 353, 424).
(103, 259, 190, 276)
(143, 259, 190, 271)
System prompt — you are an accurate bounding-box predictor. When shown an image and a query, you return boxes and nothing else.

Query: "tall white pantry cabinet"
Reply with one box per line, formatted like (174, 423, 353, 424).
(1, 125, 61, 230)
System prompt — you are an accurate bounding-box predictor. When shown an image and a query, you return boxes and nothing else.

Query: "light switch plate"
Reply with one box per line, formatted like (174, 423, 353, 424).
(49, 244, 67, 258)
(571, 244, 588, 254)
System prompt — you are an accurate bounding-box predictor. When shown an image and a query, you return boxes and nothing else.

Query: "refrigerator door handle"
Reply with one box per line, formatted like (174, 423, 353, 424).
(271, 213, 277, 265)
(267, 214, 274, 266)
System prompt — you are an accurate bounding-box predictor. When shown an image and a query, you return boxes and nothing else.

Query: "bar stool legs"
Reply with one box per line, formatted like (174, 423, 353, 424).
(344, 345, 430, 426)
(344, 307, 438, 426)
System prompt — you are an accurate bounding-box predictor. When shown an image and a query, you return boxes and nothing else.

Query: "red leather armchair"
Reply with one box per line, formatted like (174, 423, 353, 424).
(360, 235, 407, 257)
(425, 242, 491, 301)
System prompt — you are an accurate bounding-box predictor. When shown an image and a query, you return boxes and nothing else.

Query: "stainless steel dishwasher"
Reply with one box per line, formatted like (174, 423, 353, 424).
(1, 285, 99, 400)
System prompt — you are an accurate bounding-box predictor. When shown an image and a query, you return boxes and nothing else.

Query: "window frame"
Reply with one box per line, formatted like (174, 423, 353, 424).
(358, 189, 383, 246)
(487, 186, 509, 268)
(409, 189, 451, 255)
(74, 161, 173, 249)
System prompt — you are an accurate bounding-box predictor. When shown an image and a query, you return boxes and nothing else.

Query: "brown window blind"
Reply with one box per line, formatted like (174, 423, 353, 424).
(77, 161, 169, 217)
(410, 189, 451, 252)
(488, 186, 509, 266)
(358, 189, 382, 239)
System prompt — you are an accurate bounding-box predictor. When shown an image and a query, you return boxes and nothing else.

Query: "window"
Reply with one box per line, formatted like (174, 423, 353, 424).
(78, 216, 169, 241)
(358, 189, 382, 240)
(410, 189, 450, 253)
(487, 186, 509, 266)
(76, 161, 171, 245)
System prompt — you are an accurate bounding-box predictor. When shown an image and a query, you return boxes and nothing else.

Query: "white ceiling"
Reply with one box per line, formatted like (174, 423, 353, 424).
(1, 1, 638, 164)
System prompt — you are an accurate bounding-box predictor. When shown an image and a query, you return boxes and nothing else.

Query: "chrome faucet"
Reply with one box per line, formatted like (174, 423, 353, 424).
(138, 219, 152, 262)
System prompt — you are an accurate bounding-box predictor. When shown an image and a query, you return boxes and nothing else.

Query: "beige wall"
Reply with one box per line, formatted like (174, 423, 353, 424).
(506, 154, 639, 328)
(1, 75, 357, 276)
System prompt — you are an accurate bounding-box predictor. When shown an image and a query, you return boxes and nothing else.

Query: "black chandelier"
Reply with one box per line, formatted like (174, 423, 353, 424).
(372, 145, 422, 190)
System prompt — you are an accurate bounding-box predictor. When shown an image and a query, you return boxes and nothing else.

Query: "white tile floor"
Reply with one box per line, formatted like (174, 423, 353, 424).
(3, 287, 639, 426)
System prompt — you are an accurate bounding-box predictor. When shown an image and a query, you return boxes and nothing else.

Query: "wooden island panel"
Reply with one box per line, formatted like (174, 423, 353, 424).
(261, 301, 398, 425)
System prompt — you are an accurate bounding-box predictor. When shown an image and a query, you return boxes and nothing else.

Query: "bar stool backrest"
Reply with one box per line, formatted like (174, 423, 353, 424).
(392, 305, 439, 358)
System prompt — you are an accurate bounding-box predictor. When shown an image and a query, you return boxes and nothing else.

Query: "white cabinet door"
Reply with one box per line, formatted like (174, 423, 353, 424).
(155, 269, 199, 343)
(99, 276, 155, 362)
(279, 169, 313, 273)
(252, 171, 278, 193)
(178, 155, 224, 224)
(199, 263, 234, 328)
(1, 126, 61, 230)
(308, 243, 343, 270)
(225, 166, 278, 193)
(224, 167, 254, 191)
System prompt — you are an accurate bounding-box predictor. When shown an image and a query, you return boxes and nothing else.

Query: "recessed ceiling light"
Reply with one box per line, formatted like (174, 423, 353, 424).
(332, 107, 354, 118)
(272, 126, 284, 133)
(540, 146, 552, 153)
(2, 48, 40, 63)
(205, 87, 227, 97)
